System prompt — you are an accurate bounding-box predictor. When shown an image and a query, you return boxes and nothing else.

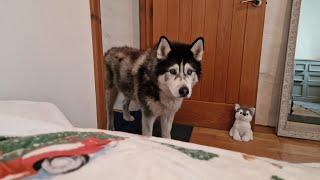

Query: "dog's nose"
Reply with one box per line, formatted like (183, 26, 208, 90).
(179, 87, 189, 97)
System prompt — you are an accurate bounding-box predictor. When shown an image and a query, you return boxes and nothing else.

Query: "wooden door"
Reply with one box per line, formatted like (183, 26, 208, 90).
(140, 0, 266, 130)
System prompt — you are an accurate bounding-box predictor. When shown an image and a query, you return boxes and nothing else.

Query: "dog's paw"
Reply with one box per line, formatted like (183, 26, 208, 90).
(242, 135, 251, 142)
(123, 114, 135, 122)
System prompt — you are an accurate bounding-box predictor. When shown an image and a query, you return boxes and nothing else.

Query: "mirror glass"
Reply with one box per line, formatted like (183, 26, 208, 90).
(289, 0, 320, 125)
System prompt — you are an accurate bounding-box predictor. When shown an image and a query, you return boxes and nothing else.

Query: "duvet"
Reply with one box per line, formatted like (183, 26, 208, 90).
(0, 101, 319, 180)
(1, 129, 320, 180)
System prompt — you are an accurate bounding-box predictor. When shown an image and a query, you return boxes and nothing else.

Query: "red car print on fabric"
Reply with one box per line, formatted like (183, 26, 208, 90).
(0, 132, 123, 179)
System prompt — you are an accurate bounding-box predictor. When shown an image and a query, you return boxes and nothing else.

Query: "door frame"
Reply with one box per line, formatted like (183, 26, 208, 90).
(139, 0, 153, 50)
(90, 0, 152, 129)
(90, 0, 106, 129)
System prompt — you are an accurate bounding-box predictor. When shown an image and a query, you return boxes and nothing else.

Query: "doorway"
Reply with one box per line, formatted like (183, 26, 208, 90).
(90, 0, 266, 131)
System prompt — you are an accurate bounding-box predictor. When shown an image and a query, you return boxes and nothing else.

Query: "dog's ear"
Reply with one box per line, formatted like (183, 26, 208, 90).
(157, 36, 171, 60)
(190, 37, 204, 61)
(249, 107, 256, 116)
(235, 104, 240, 111)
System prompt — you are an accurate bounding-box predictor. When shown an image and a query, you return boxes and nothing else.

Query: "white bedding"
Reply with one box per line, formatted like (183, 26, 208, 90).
(0, 101, 320, 180)
(0, 101, 74, 136)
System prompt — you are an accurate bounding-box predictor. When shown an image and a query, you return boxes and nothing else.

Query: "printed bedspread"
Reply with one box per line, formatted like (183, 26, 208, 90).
(1, 130, 319, 180)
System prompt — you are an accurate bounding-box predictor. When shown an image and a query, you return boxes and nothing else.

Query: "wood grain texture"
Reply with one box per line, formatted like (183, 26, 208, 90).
(226, 0, 248, 103)
(146, 0, 154, 48)
(153, 0, 168, 44)
(174, 100, 235, 130)
(190, 126, 320, 163)
(178, 0, 192, 43)
(139, 0, 147, 50)
(140, 0, 154, 49)
(212, 0, 234, 103)
(90, 0, 106, 129)
(239, 1, 266, 107)
(191, 127, 282, 160)
(200, 0, 220, 102)
(189, 0, 206, 100)
(167, 0, 180, 41)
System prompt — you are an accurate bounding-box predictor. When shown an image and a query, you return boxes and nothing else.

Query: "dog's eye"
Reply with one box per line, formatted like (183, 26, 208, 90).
(187, 69, 193, 75)
(169, 69, 177, 75)
(240, 112, 243, 115)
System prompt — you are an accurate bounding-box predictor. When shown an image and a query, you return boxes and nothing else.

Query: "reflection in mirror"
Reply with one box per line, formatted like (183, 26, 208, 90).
(289, 0, 320, 125)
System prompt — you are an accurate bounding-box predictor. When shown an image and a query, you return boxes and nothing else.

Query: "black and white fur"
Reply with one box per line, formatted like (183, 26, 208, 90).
(104, 36, 204, 138)
(229, 104, 255, 142)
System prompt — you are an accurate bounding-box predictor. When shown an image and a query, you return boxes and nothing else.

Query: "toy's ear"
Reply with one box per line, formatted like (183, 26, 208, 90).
(157, 36, 171, 60)
(249, 107, 256, 116)
(235, 104, 240, 111)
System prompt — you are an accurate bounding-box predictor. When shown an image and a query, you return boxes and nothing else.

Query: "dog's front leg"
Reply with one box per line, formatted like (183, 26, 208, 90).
(160, 112, 175, 139)
(142, 113, 156, 136)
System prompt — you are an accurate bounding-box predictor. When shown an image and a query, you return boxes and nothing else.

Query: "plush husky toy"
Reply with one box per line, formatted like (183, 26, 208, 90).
(229, 104, 255, 142)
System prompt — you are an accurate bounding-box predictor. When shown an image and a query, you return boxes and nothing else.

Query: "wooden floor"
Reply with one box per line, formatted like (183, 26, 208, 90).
(190, 125, 320, 163)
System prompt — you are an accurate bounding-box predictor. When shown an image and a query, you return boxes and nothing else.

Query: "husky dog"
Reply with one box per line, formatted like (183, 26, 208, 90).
(104, 36, 204, 138)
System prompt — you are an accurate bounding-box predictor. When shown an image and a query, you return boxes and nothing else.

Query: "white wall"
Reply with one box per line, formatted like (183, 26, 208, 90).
(0, 0, 97, 128)
(100, 0, 140, 51)
(100, 0, 140, 110)
(295, 0, 320, 60)
(256, 0, 292, 126)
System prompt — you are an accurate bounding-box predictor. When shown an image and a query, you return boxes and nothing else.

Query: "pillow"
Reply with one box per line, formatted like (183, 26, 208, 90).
(0, 101, 74, 136)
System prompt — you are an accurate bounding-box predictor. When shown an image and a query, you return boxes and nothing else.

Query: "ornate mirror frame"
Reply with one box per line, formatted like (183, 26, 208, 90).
(278, 0, 320, 141)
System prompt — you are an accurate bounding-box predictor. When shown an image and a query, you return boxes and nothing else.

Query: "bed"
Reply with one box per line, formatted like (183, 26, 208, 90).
(1, 101, 319, 180)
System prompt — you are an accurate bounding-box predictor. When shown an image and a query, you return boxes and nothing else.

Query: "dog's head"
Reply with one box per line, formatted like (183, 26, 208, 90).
(234, 104, 255, 122)
(156, 36, 204, 98)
